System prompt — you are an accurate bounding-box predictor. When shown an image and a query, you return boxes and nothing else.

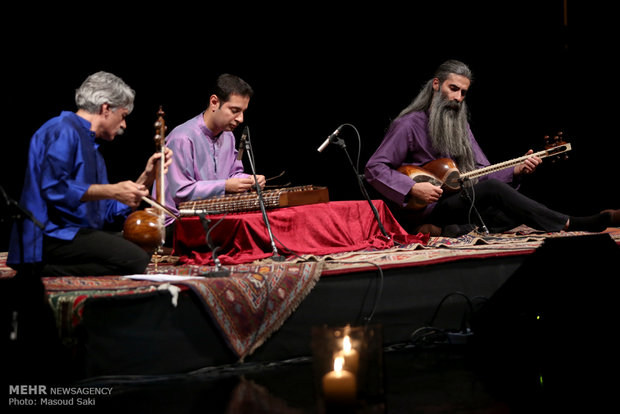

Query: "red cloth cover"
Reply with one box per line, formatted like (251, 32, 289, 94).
(173, 200, 427, 265)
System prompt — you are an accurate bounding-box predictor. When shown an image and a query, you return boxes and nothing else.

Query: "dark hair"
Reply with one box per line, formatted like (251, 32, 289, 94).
(213, 74, 254, 102)
(433, 59, 473, 84)
(396, 59, 473, 118)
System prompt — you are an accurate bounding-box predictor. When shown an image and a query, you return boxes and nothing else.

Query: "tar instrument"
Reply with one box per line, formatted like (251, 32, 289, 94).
(398, 132, 572, 210)
(123, 107, 168, 251)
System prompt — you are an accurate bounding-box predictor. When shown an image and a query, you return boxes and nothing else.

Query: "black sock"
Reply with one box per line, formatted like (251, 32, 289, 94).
(568, 212, 610, 232)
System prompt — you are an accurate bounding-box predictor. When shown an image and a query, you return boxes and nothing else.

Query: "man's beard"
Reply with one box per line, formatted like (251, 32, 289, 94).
(428, 92, 475, 173)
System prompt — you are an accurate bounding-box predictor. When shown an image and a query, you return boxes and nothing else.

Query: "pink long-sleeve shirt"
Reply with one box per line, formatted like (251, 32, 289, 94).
(161, 113, 249, 225)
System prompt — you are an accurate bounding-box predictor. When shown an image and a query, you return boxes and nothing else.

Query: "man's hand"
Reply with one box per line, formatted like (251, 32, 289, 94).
(138, 148, 174, 188)
(82, 181, 149, 209)
(225, 175, 266, 193)
(112, 181, 150, 208)
(409, 182, 443, 205)
(252, 174, 266, 189)
(514, 149, 542, 176)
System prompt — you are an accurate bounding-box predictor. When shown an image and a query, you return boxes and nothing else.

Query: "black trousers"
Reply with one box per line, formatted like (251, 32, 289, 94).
(429, 179, 569, 233)
(41, 228, 151, 276)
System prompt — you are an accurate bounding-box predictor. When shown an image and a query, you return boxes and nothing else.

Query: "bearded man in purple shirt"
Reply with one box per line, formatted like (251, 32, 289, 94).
(161, 74, 266, 242)
(365, 60, 619, 236)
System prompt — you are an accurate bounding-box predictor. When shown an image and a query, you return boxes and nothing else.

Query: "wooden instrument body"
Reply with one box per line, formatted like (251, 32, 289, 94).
(398, 158, 461, 191)
(123, 208, 164, 251)
(396, 137, 572, 210)
(397, 159, 461, 210)
(123, 107, 167, 251)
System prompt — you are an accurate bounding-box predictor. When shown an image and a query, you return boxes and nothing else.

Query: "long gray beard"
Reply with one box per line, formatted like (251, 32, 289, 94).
(428, 93, 475, 173)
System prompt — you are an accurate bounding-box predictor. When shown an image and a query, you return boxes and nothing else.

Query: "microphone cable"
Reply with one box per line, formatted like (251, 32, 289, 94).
(458, 178, 489, 234)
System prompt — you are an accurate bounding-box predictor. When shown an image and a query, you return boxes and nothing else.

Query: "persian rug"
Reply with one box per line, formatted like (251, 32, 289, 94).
(43, 276, 162, 345)
(286, 226, 620, 276)
(142, 261, 323, 360)
(41, 261, 323, 361)
(0, 251, 15, 279)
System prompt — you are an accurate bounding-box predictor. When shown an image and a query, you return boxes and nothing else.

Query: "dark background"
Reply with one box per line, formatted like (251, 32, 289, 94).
(2, 2, 617, 251)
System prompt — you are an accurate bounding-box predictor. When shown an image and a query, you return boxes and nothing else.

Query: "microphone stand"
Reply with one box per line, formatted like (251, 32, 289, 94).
(1, 185, 44, 273)
(330, 134, 390, 239)
(241, 128, 285, 261)
(1, 186, 45, 346)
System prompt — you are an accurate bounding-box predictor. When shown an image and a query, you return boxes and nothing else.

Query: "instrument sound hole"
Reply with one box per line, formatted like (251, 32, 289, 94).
(444, 171, 461, 188)
(415, 176, 443, 187)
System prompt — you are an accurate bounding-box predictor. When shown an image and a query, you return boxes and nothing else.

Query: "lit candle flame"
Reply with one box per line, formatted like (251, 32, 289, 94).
(334, 356, 344, 372)
(343, 335, 352, 352)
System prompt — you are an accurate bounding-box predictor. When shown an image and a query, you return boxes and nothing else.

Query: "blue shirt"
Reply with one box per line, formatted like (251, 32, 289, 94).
(8, 111, 131, 265)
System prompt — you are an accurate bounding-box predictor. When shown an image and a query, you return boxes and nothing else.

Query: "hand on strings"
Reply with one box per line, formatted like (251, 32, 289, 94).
(252, 174, 266, 189)
(514, 149, 542, 176)
(138, 148, 174, 188)
(225, 175, 267, 193)
(225, 177, 256, 193)
(410, 182, 443, 205)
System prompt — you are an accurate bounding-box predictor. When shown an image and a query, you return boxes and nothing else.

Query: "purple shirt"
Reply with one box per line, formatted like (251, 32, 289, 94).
(161, 113, 248, 225)
(364, 111, 515, 215)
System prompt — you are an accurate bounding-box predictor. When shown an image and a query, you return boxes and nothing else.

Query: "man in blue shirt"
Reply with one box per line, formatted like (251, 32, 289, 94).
(8, 71, 172, 276)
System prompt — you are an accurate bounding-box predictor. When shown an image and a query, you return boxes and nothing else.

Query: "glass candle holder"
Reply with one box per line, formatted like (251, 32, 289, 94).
(311, 324, 384, 411)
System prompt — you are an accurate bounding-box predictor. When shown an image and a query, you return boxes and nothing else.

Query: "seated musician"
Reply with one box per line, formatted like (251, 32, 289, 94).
(161, 74, 266, 243)
(365, 60, 619, 237)
(8, 71, 173, 276)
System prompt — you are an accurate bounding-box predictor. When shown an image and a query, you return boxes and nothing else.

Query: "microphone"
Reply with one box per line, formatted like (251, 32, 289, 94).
(317, 125, 343, 152)
(237, 126, 249, 160)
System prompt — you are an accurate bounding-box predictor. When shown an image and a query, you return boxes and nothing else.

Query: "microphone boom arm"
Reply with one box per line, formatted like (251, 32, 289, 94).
(323, 126, 391, 239)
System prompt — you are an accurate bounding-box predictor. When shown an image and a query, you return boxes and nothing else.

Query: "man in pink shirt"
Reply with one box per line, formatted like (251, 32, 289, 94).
(162, 74, 266, 242)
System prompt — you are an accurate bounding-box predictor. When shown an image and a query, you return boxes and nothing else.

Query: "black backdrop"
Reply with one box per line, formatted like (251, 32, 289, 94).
(2, 3, 617, 251)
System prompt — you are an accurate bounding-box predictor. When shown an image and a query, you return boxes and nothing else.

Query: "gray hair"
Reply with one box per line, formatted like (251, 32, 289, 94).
(75, 71, 135, 114)
(397, 60, 473, 118)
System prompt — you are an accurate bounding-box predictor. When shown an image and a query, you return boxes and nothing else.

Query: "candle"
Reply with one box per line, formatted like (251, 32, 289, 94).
(335, 335, 359, 375)
(322, 356, 356, 404)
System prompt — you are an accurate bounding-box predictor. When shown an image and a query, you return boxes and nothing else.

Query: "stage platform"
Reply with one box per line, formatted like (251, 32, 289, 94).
(2, 224, 619, 387)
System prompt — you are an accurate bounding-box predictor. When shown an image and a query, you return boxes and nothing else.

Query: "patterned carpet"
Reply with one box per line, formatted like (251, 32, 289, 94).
(3, 227, 619, 279)
(41, 262, 322, 360)
(283, 226, 620, 276)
